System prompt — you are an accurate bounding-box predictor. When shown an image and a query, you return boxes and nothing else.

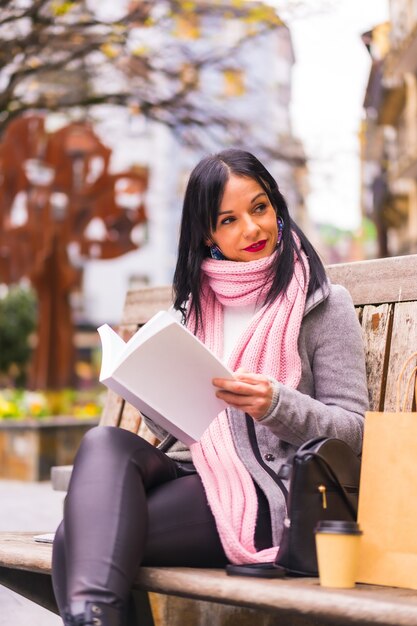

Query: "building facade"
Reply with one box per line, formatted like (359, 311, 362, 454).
(361, 1, 417, 256)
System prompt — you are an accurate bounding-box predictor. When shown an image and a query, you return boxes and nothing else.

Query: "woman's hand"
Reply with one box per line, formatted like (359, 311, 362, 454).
(213, 368, 273, 421)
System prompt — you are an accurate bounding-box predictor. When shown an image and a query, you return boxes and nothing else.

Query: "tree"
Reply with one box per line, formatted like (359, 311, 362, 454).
(0, 0, 283, 139)
(0, 285, 37, 386)
(0, 114, 148, 389)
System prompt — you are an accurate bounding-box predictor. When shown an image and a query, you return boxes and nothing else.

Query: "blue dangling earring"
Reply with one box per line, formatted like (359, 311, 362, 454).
(276, 216, 284, 248)
(209, 243, 226, 260)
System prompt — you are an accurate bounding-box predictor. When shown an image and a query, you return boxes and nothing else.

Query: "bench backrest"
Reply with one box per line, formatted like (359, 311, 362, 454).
(99, 254, 417, 438)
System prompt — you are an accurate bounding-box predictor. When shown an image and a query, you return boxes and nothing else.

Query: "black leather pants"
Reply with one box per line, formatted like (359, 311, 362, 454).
(52, 426, 272, 614)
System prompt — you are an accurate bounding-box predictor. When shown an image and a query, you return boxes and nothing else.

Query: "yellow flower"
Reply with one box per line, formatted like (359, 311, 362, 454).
(73, 402, 101, 418)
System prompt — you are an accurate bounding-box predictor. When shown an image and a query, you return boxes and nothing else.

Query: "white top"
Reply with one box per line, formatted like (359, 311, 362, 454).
(223, 303, 259, 364)
(170, 302, 260, 364)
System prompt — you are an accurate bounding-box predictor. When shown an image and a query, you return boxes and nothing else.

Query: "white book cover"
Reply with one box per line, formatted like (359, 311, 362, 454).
(98, 311, 233, 445)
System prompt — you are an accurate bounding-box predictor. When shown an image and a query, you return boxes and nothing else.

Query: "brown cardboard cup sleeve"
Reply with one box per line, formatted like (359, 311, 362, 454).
(315, 520, 362, 588)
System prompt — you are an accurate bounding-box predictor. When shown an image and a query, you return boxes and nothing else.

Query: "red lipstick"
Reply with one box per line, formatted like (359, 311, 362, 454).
(243, 240, 267, 252)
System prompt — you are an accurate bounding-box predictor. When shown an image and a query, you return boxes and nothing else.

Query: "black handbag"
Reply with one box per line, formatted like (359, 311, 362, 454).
(274, 436, 361, 576)
(226, 436, 361, 578)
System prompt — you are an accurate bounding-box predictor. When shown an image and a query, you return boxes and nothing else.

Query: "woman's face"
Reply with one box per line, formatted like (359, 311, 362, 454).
(208, 175, 278, 262)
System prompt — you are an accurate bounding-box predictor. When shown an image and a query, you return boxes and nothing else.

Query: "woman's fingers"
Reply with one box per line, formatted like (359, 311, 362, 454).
(212, 371, 273, 420)
(213, 371, 268, 390)
(213, 378, 257, 396)
(215, 391, 270, 420)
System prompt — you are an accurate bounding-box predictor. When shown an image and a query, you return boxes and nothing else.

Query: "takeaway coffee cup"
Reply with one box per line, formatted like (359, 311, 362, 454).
(315, 520, 362, 588)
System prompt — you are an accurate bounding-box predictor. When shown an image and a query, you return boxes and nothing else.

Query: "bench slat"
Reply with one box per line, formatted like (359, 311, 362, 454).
(100, 390, 124, 427)
(122, 287, 172, 326)
(137, 420, 159, 446)
(0, 533, 51, 574)
(137, 566, 417, 626)
(327, 254, 417, 305)
(118, 256, 417, 318)
(118, 401, 144, 433)
(383, 301, 417, 411)
(3, 534, 417, 626)
(361, 304, 393, 411)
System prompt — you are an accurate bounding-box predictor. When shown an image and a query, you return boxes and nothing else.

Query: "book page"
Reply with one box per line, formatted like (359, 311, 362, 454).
(105, 319, 234, 443)
(98, 311, 177, 378)
(97, 324, 127, 379)
(120, 311, 175, 361)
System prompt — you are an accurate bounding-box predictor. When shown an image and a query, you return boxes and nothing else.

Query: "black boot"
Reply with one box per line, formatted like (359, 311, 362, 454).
(63, 601, 122, 626)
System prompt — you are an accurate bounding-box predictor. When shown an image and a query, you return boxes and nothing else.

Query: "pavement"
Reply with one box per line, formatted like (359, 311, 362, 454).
(0, 479, 66, 626)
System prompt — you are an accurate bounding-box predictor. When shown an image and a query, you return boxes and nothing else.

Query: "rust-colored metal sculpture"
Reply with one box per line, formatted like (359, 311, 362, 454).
(0, 114, 148, 389)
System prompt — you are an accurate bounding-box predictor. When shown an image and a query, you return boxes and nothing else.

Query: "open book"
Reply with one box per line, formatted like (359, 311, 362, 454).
(98, 311, 234, 445)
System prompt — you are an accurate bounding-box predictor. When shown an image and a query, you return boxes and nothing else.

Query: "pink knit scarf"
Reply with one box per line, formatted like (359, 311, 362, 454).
(188, 245, 309, 564)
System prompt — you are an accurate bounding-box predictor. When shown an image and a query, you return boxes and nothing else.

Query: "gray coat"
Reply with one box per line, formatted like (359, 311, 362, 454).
(144, 281, 369, 546)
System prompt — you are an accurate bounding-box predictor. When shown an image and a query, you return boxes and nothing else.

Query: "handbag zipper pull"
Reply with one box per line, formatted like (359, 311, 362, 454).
(318, 484, 327, 509)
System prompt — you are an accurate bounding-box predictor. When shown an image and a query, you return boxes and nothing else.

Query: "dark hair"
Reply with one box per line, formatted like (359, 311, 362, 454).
(173, 148, 327, 327)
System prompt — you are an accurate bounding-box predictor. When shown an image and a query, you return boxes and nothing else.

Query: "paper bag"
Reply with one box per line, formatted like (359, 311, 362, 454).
(357, 354, 417, 589)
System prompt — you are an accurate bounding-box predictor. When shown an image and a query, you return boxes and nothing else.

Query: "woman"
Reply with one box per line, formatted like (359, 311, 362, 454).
(52, 149, 368, 626)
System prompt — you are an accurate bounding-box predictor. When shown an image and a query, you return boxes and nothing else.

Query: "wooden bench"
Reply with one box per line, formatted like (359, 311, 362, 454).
(2, 253, 417, 626)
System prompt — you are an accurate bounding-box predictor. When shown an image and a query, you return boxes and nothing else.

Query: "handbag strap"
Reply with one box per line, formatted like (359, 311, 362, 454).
(157, 434, 177, 452)
(305, 450, 358, 519)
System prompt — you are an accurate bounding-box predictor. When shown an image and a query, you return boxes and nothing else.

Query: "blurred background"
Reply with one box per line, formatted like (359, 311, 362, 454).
(0, 0, 415, 433)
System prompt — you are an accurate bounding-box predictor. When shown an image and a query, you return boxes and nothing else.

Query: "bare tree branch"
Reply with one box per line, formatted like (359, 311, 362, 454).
(0, 0, 280, 133)
(0, 0, 312, 163)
